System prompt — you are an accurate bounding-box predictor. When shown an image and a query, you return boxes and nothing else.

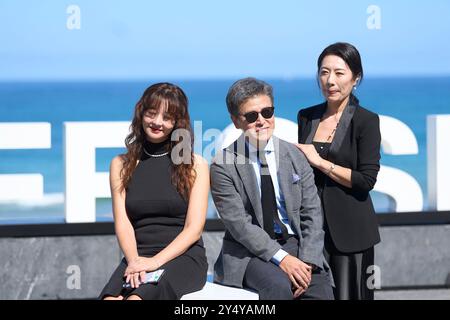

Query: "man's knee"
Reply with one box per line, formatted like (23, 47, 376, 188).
(258, 276, 293, 300)
(301, 272, 334, 300)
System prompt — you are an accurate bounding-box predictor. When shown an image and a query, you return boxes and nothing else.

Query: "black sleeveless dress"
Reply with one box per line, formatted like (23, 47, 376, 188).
(99, 139, 207, 300)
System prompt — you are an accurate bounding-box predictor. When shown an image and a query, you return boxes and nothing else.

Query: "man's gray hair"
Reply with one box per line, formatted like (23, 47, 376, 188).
(226, 77, 273, 116)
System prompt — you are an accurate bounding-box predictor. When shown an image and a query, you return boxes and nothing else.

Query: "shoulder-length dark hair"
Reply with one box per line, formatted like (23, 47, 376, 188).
(317, 42, 363, 104)
(120, 82, 195, 201)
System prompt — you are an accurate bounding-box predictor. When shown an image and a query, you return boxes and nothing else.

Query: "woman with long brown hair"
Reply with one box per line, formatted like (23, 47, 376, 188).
(100, 83, 209, 300)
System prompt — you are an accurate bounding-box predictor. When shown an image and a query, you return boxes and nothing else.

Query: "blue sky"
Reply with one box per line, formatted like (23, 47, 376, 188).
(1, 0, 450, 80)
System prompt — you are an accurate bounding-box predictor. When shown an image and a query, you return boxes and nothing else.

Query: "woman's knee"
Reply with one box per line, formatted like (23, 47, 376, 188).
(126, 294, 142, 300)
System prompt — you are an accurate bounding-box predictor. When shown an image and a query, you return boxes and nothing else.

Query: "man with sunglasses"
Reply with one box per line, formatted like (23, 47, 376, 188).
(210, 77, 333, 300)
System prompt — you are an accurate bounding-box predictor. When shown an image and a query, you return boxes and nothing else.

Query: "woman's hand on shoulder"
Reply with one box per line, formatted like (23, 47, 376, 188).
(295, 143, 323, 168)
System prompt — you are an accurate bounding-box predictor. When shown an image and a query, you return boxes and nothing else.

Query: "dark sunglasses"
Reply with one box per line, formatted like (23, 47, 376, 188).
(240, 107, 275, 123)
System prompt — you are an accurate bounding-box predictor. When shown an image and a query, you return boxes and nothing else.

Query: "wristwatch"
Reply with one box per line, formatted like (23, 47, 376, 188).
(326, 163, 336, 175)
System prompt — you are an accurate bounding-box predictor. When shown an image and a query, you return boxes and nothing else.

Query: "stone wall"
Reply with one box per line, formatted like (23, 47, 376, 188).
(0, 225, 449, 299)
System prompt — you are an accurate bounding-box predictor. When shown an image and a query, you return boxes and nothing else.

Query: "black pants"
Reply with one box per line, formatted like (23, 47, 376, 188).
(243, 237, 334, 300)
(324, 243, 375, 300)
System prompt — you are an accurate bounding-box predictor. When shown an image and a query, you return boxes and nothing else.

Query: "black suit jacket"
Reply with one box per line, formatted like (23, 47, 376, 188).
(297, 101, 381, 253)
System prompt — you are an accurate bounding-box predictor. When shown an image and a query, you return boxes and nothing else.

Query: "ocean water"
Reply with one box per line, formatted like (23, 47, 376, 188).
(1, 78, 449, 224)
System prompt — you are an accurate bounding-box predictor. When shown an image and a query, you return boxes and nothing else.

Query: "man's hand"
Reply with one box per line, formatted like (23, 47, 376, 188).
(279, 255, 312, 295)
(293, 286, 306, 298)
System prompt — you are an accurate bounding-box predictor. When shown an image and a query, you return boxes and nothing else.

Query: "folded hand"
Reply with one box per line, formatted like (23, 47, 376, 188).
(123, 256, 159, 288)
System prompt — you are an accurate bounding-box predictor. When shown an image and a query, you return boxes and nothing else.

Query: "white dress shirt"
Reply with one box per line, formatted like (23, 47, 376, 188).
(246, 138, 296, 266)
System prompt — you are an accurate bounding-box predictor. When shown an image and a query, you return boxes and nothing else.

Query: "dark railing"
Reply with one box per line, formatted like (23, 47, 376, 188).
(1, 211, 450, 238)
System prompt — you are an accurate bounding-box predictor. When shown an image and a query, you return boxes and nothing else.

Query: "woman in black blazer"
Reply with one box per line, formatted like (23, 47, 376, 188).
(296, 42, 381, 300)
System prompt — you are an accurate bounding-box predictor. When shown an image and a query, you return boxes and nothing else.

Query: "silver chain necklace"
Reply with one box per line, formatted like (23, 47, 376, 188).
(143, 147, 169, 158)
(325, 111, 340, 142)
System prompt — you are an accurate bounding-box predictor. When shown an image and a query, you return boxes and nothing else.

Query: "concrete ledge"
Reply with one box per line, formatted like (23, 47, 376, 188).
(375, 288, 450, 300)
(1, 224, 450, 299)
(0, 235, 120, 299)
(181, 282, 258, 300)
(377, 225, 450, 287)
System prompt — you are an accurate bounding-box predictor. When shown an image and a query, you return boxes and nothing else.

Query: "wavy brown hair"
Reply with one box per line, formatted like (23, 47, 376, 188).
(120, 83, 195, 201)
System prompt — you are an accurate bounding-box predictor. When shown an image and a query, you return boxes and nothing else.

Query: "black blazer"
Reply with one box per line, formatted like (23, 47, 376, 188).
(297, 101, 381, 253)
